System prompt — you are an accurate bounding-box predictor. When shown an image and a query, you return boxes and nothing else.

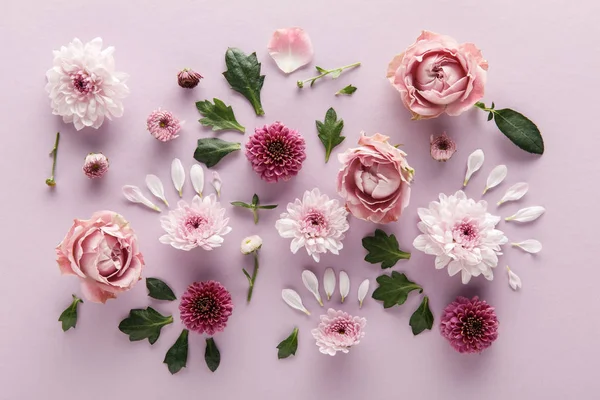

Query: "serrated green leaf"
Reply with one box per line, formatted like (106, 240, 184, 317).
(163, 329, 189, 374)
(409, 296, 434, 335)
(118, 307, 173, 345)
(277, 327, 299, 359)
(58, 294, 83, 332)
(372, 271, 422, 308)
(194, 138, 241, 168)
(316, 107, 345, 163)
(205, 337, 221, 372)
(493, 108, 544, 154)
(146, 277, 176, 301)
(196, 98, 245, 133)
(335, 84, 357, 96)
(223, 48, 265, 116)
(362, 229, 411, 269)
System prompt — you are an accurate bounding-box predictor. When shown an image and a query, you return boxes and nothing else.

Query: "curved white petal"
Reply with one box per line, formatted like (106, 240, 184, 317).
(171, 158, 185, 197)
(463, 149, 484, 187)
(505, 206, 545, 223)
(497, 182, 528, 205)
(483, 165, 507, 194)
(357, 279, 369, 308)
(339, 271, 350, 303)
(122, 185, 161, 212)
(512, 239, 542, 254)
(323, 268, 335, 300)
(211, 171, 222, 198)
(302, 270, 323, 306)
(190, 164, 205, 197)
(267, 27, 314, 74)
(282, 289, 310, 315)
(145, 174, 169, 206)
(506, 266, 522, 291)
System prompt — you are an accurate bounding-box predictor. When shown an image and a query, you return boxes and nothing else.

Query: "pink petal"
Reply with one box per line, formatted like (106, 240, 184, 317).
(267, 27, 314, 74)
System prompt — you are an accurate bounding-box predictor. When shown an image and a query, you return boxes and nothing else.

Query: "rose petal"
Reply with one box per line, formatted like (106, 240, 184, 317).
(267, 27, 314, 73)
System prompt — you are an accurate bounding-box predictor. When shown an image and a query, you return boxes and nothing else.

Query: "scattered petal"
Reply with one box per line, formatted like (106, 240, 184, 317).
(323, 268, 336, 301)
(145, 174, 169, 207)
(302, 270, 323, 306)
(463, 149, 484, 187)
(498, 182, 529, 205)
(506, 206, 545, 223)
(267, 27, 314, 74)
(506, 266, 522, 291)
(512, 239, 542, 254)
(122, 185, 161, 212)
(211, 171, 222, 198)
(483, 165, 507, 194)
(357, 279, 369, 309)
(171, 158, 185, 197)
(190, 164, 205, 197)
(339, 271, 350, 303)
(282, 289, 310, 315)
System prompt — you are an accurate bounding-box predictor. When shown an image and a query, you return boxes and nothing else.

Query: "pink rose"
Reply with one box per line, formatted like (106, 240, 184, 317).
(386, 31, 488, 120)
(337, 133, 414, 224)
(56, 211, 145, 303)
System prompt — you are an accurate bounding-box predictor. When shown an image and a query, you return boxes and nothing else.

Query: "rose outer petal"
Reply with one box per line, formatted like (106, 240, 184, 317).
(267, 27, 314, 74)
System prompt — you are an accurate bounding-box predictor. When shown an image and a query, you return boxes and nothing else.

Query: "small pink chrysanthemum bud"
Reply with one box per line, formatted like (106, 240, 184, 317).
(430, 131, 457, 162)
(83, 153, 109, 179)
(146, 109, 181, 142)
(177, 68, 203, 89)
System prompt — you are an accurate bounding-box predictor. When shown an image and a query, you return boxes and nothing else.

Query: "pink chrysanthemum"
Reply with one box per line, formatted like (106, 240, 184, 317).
(440, 296, 499, 354)
(430, 131, 457, 162)
(159, 194, 232, 251)
(275, 188, 349, 262)
(82, 153, 109, 178)
(179, 281, 233, 335)
(177, 68, 203, 88)
(245, 121, 306, 182)
(311, 309, 366, 356)
(147, 108, 181, 142)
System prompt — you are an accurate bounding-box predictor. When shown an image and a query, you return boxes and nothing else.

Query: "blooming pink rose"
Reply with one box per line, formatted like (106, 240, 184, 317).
(56, 211, 144, 303)
(386, 31, 488, 120)
(337, 133, 414, 224)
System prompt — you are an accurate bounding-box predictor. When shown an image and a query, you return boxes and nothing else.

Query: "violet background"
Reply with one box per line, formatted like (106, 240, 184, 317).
(2, 0, 599, 399)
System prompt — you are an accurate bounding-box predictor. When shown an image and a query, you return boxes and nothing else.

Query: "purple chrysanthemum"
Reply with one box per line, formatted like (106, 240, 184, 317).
(177, 68, 203, 89)
(82, 153, 109, 178)
(245, 121, 306, 182)
(440, 296, 499, 354)
(146, 108, 181, 142)
(179, 281, 233, 335)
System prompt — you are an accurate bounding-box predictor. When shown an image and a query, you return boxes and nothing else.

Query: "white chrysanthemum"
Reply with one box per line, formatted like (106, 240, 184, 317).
(241, 235, 262, 254)
(275, 188, 349, 262)
(45, 37, 129, 130)
(413, 190, 508, 284)
(159, 195, 231, 251)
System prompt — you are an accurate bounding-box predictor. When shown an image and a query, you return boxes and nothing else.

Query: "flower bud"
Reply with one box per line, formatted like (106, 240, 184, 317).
(177, 68, 203, 89)
(430, 131, 456, 162)
(83, 153, 109, 179)
(241, 235, 263, 254)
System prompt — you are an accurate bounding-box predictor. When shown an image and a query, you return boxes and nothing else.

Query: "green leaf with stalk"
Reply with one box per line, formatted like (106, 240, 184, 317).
(231, 194, 277, 224)
(297, 62, 361, 88)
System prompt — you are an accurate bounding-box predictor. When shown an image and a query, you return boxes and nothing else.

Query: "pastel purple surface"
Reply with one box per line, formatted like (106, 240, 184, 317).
(1, 0, 599, 399)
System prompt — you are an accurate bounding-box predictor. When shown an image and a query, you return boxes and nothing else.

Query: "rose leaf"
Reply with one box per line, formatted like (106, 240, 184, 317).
(58, 294, 83, 332)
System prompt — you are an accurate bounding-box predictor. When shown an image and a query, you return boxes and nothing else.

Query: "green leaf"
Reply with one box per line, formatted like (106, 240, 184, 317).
(231, 201, 252, 209)
(487, 112, 493, 121)
(223, 48, 265, 116)
(330, 69, 342, 79)
(194, 138, 241, 168)
(257, 204, 278, 209)
(492, 108, 544, 155)
(409, 296, 434, 335)
(205, 337, 221, 372)
(251, 194, 259, 206)
(196, 98, 245, 133)
(118, 307, 173, 345)
(58, 294, 83, 332)
(277, 327, 299, 359)
(146, 277, 176, 301)
(372, 271, 422, 308)
(163, 329, 189, 374)
(316, 107, 345, 163)
(335, 84, 357, 96)
(315, 66, 327, 74)
(362, 229, 411, 269)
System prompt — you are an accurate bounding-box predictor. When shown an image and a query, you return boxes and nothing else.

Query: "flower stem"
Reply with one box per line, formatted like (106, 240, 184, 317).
(297, 62, 361, 88)
(252, 207, 259, 224)
(46, 132, 60, 187)
(474, 102, 496, 113)
(246, 251, 260, 302)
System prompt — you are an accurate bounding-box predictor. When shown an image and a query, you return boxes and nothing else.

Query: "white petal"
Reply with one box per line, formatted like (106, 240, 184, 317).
(211, 171, 222, 198)
(497, 182, 529, 205)
(512, 239, 542, 254)
(506, 206, 545, 223)
(281, 289, 310, 315)
(171, 158, 185, 197)
(267, 27, 314, 74)
(190, 164, 205, 197)
(323, 268, 335, 301)
(339, 271, 350, 303)
(145, 174, 169, 207)
(463, 149, 484, 187)
(506, 266, 522, 291)
(483, 165, 507, 195)
(301, 270, 323, 306)
(357, 279, 369, 309)
(122, 185, 161, 212)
